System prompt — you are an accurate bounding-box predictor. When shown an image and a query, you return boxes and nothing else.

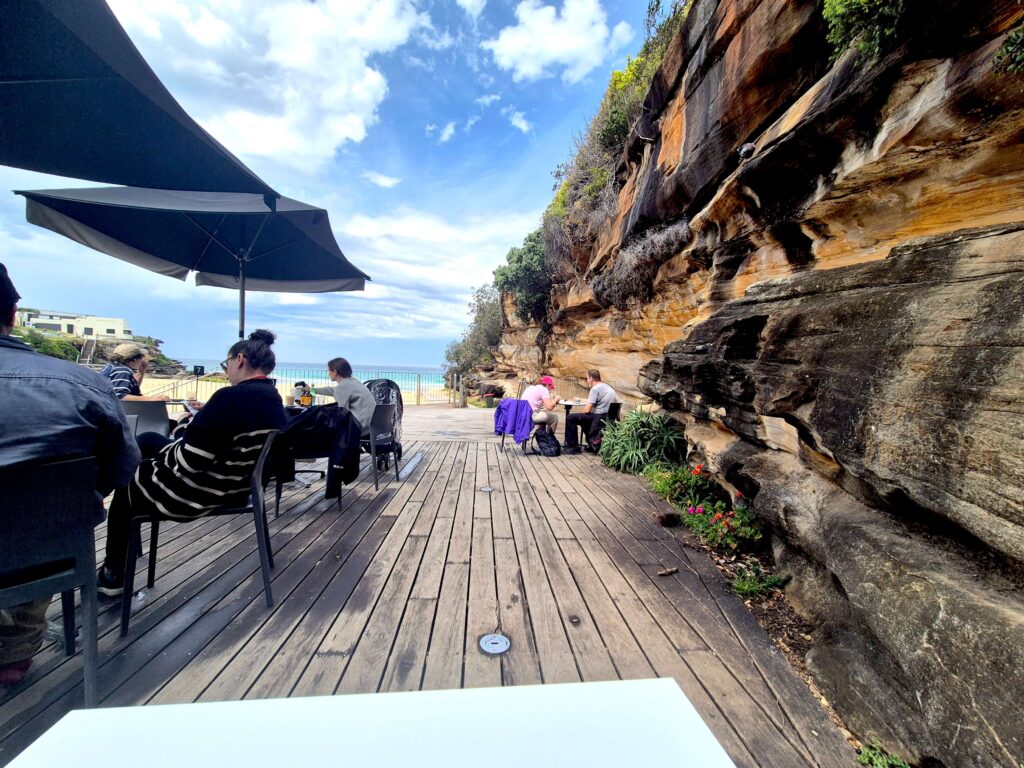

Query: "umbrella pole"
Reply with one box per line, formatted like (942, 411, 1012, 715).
(238, 256, 246, 339)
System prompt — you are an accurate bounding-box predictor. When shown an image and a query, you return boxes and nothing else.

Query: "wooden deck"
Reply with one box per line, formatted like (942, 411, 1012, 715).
(0, 406, 853, 767)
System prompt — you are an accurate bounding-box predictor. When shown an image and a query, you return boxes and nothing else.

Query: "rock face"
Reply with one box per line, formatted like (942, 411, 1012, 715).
(494, 1, 1024, 765)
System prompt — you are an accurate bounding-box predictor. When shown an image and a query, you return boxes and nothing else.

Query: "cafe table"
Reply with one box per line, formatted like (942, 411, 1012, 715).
(8, 678, 736, 767)
(558, 397, 587, 417)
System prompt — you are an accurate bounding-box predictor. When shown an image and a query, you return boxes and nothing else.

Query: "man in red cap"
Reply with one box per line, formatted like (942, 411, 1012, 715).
(0, 262, 140, 685)
(520, 374, 560, 431)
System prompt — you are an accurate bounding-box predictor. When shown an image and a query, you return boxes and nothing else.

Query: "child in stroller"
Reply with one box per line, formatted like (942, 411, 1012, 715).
(362, 378, 403, 471)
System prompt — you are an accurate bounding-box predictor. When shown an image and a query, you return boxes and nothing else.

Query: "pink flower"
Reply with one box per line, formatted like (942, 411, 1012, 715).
(687, 506, 696, 515)
(696, 506, 704, 515)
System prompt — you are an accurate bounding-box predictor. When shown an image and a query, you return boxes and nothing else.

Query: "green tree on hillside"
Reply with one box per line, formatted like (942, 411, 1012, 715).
(444, 284, 504, 377)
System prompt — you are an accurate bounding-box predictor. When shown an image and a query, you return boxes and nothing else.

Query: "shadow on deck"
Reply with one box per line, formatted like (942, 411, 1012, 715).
(0, 407, 853, 767)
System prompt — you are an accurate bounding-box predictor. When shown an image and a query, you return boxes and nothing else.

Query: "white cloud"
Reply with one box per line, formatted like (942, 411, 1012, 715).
(361, 171, 402, 188)
(108, 0, 430, 172)
(482, 0, 633, 84)
(501, 105, 532, 133)
(421, 29, 455, 50)
(456, 0, 487, 20)
(464, 115, 480, 131)
(438, 121, 456, 143)
(425, 123, 438, 135)
(475, 93, 501, 107)
(274, 294, 321, 306)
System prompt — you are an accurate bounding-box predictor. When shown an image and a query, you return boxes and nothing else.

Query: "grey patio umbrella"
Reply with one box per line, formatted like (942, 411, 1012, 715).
(1, 0, 277, 204)
(16, 186, 369, 338)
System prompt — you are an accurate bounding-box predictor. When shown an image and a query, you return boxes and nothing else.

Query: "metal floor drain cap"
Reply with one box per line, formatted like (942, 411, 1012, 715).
(479, 633, 510, 655)
(479, 486, 494, 493)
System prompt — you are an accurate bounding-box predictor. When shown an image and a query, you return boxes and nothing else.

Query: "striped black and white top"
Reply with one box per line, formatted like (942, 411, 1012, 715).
(100, 363, 141, 399)
(130, 377, 287, 519)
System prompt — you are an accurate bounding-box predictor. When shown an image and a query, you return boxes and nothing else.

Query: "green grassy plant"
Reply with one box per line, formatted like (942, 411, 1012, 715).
(599, 411, 685, 474)
(731, 562, 785, 598)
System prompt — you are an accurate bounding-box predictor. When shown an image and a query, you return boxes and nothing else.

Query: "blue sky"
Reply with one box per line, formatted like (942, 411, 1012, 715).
(0, 0, 645, 367)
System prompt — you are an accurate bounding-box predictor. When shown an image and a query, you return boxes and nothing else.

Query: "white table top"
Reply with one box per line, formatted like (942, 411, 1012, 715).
(9, 678, 735, 767)
(558, 399, 587, 406)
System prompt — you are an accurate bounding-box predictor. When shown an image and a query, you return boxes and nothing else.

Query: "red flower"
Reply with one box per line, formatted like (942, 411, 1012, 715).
(736, 491, 743, 498)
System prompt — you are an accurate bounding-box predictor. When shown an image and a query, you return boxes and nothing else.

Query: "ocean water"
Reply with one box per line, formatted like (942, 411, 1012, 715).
(177, 359, 446, 401)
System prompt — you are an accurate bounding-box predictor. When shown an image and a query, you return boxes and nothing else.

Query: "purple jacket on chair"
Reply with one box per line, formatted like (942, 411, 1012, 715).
(494, 398, 534, 444)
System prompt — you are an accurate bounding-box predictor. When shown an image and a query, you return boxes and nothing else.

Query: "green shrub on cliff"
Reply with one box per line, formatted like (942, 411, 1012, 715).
(12, 328, 80, 361)
(823, 0, 906, 59)
(994, 27, 1024, 74)
(493, 229, 551, 323)
(543, 1, 689, 280)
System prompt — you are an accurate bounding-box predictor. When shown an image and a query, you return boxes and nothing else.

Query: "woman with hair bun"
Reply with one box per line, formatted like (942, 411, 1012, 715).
(97, 330, 287, 595)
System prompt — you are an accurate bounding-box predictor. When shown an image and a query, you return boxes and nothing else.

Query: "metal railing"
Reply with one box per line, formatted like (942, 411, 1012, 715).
(139, 368, 453, 406)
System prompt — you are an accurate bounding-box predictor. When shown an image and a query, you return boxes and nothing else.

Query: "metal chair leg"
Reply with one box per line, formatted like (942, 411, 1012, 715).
(370, 437, 379, 491)
(147, 519, 159, 589)
(252, 507, 274, 608)
(60, 591, 75, 656)
(82, 546, 98, 707)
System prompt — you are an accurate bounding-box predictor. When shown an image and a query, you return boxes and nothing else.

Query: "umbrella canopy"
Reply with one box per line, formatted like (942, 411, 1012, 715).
(1, 0, 276, 202)
(17, 186, 369, 337)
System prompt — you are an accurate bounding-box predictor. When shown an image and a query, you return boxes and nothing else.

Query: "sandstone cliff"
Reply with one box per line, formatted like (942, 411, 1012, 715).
(493, 2, 1024, 766)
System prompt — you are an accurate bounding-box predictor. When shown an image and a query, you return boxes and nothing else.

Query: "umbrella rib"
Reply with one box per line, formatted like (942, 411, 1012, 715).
(182, 212, 234, 269)
(247, 234, 309, 263)
(0, 76, 120, 85)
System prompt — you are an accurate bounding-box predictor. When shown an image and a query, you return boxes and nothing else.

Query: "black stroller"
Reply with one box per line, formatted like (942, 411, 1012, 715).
(362, 379, 403, 473)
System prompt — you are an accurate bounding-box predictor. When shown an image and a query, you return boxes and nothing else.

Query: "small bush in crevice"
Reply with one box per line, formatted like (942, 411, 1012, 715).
(823, 0, 906, 60)
(591, 218, 691, 309)
(856, 740, 911, 768)
(994, 27, 1024, 75)
(598, 411, 686, 474)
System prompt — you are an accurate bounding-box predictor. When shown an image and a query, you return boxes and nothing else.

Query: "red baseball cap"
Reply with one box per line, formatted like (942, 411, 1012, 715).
(539, 376, 555, 387)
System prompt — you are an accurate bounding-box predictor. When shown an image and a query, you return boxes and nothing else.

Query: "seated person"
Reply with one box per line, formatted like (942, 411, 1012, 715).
(312, 357, 375, 435)
(97, 330, 287, 595)
(99, 343, 168, 402)
(564, 369, 620, 453)
(521, 375, 559, 431)
(0, 263, 140, 683)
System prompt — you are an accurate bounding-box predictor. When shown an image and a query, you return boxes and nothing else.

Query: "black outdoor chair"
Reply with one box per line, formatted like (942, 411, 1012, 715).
(120, 400, 170, 437)
(366, 404, 400, 490)
(587, 402, 622, 452)
(119, 431, 279, 637)
(0, 457, 100, 706)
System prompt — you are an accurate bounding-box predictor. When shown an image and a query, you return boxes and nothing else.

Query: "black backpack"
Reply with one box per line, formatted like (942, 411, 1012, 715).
(532, 427, 561, 457)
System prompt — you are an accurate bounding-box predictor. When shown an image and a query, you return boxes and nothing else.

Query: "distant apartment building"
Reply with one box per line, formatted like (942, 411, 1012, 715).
(15, 309, 133, 339)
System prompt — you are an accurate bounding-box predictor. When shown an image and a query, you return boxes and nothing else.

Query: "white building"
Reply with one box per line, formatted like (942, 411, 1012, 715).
(15, 309, 133, 339)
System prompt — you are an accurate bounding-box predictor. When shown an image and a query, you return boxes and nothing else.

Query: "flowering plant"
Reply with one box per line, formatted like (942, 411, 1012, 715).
(642, 462, 762, 551)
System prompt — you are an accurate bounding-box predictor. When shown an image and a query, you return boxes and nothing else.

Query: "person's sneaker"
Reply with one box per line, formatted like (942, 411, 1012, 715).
(0, 658, 32, 686)
(96, 566, 124, 597)
(564, 446, 583, 455)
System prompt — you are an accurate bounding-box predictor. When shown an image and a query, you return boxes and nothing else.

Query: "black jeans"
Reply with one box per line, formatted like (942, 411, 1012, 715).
(104, 432, 172, 574)
(565, 412, 597, 449)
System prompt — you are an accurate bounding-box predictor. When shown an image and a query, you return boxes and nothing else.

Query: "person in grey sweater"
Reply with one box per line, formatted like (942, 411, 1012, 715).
(313, 357, 375, 435)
